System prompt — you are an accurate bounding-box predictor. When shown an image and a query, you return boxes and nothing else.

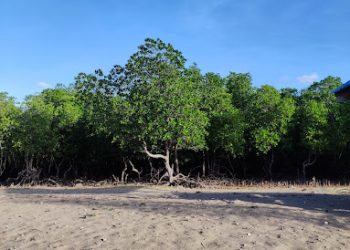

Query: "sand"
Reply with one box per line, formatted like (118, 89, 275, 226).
(0, 185, 349, 250)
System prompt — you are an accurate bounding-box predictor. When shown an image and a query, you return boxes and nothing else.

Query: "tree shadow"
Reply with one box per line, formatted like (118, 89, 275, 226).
(3, 187, 350, 230)
(176, 190, 350, 228)
(176, 191, 350, 215)
(4, 186, 143, 195)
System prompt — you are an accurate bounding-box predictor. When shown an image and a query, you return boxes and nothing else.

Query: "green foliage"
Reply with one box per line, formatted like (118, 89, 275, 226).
(0, 93, 20, 173)
(208, 108, 245, 155)
(1, 38, 350, 182)
(112, 39, 208, 155)
(13, 86, 82, 161)
(74, 71, 115, 136)
(299, 100, 328, 154)
(13, 95, 57, 158)
(202, 73, 245, 155)
(299, 76, 350, 155)
(250, 85, 296, 155)
(280, 88, 299, 99)
(41, 86, 82, 128)
(0, 92, 19, 143)
(226, 72, 254, 112)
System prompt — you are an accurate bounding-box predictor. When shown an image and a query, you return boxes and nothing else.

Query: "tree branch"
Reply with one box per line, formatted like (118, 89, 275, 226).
(143, 144, 167, 160)
(128, 160, 142, 180)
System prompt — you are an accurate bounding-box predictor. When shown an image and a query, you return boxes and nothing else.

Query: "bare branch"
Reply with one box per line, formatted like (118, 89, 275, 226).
(310, 155, 318, 166)
(128, 160, 142, 180)
(143, 144, 167, 160)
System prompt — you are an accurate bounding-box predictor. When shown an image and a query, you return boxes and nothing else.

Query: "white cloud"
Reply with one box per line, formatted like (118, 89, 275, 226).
(37, 81, 52, 89)
(296, 73, 319, 84)
(181, 0, 230, 31)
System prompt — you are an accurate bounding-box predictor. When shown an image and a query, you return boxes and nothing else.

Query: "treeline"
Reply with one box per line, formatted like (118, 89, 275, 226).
(1, 38, 350, 184)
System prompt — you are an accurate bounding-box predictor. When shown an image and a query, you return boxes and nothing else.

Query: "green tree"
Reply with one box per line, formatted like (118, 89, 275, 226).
(299, 76, 350, 180)
(280, 88, 299, 99)
(112, 38, 208, 183)
(226, 72, 255, 112)
(13, 86, 82, 181)
(13, 94, 57, 181)
(40, 86, 82, 177)
(250, 85, 295, 177)
(225, 72, 255, 176)
(202, 72, 245, 177)
(74, 70, 116, 136)
(0, 92, 20, 176)
(299, 99, 328, 179)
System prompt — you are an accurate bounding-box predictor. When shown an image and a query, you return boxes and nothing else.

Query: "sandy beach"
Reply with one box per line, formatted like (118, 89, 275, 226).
(0, 185, 349, 250)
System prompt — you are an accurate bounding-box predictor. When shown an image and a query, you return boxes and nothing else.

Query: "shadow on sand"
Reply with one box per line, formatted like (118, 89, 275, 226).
(177, 191, 350, 215)
(4, 186, 142, 195)
(3, 186, 350, 229)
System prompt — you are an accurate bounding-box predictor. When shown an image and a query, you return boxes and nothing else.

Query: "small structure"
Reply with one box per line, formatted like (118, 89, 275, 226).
(333, 80, 350, 102)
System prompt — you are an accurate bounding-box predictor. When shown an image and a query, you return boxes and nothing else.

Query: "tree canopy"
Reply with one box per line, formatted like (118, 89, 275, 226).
(1, 38, 350, 184)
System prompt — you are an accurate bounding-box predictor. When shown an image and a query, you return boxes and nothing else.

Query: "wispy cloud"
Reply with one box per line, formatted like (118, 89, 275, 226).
(296, 73, 319, 84)
(37, 81, 52, 89)
(180, 0, 230, 31)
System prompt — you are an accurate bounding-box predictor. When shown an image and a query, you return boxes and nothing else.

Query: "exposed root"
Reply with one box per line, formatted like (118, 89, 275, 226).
(169, 173, 203, 188)
(16, 167, 41, 186)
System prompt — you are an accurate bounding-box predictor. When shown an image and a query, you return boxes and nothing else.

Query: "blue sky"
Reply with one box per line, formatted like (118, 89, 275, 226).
(1, 0, 350, 101)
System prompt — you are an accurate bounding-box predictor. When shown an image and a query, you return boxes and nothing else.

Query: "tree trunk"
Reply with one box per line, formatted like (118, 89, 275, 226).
(26, 156, 33, 171)
(165, 146, 174, 183)
(47, 155, 54, 178)
(55, 165, 60, 178)
(202, 151, 206, 177)
(268, 151, 274, 178)
(227, 154, 234, 175)
(144, 142, 174, 184)
(63, 163, 72, 180)
(302, 153, 317, 181)
(121, 158, 128, 183)
(240, 159, 247, 179)
(174, 145, 179, 175)
(213, 151, 217, 173)
(128, 160, 141, 181)
(263, 151, 274, 179)
(55, 159, 64, 178)
(147, 157, 158, 182)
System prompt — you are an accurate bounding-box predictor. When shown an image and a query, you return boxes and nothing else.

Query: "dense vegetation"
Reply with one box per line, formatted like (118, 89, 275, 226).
(2, 38, 350, 184)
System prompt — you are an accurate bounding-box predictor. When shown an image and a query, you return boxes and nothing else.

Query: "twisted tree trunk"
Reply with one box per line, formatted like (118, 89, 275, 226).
(128, 159, 141, 181)
(143, 142, 174, 183)
(121, 158, 128, 183)
(302, 153, 317, 181)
